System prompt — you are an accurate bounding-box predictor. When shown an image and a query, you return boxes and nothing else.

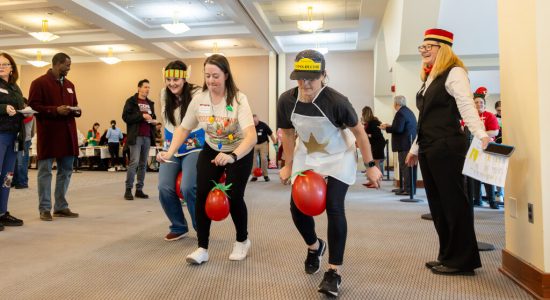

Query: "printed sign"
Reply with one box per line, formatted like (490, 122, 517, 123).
(462, 138, 510, 187)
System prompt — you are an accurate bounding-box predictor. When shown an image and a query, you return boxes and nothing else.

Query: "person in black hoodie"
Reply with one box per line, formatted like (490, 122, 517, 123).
(122, 79, 157, 200)
(0, 52, 25, 229)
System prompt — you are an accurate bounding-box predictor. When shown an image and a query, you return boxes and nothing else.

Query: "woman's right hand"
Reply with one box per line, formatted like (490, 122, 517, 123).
(156, 151, 172, 163)
(279, 165, 292, 185)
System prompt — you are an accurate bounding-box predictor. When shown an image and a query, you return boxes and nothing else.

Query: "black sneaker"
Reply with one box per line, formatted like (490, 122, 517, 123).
(250, 177, 258, 182)
(305, 238, 326, 274)
(124, 188, 134, 200)
(318, 269, 342, 297)
(0, 212, 24, 226)
(135, 190, 149, 199)
(0, 223, 4, 231)
(264, 176, 270, 182)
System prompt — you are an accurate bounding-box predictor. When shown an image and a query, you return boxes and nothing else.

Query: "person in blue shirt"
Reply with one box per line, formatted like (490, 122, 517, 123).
(106, 120, 123, 171)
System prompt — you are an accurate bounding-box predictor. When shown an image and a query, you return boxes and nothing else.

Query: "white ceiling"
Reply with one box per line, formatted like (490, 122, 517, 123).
(0, 0, 388, 65)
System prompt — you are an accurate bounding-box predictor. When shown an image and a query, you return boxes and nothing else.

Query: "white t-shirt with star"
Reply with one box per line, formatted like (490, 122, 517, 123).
(180, 89, 254, 152)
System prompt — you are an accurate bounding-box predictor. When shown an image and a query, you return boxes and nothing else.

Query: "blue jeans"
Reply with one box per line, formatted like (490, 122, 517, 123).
(13, 140, 31, 187)
(0, 133, 17, 215)
(158, 151, 199, 233)
(37, 156, 75, 212)
(125, 136, 150, 190)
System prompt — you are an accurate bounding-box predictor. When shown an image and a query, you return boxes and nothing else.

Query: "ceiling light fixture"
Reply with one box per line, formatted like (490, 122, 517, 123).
(27, 51, 50, 67)
(161, 13, 190, 35)
(204, 42, 225, 57)
(29, 19, 60, 42)
(99, 47, 121, 65)
(297, 6, 323, 32)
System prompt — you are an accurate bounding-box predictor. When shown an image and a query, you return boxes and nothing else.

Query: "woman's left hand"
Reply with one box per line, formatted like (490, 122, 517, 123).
(6, 105, 16, 116)
(365, 166, 383, 189)
(211, 152, 235, 166)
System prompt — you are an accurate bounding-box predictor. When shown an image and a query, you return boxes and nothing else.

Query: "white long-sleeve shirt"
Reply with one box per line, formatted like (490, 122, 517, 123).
(410, 67, 489, 155)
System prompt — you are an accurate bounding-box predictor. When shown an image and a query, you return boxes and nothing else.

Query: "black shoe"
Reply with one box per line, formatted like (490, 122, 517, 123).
(14, 185, 28, 189)
(0, 212, 24, 226)
(473, 200, 482, 206)
(53, 208, 79, 218)
(124, 188, 134, 200)
(0, 223, 4, 231)
(425, 261, 442, 269)
(305, 238, 326, 274)
(250, 177, 258, 182)
(489, 202, 500, 209)
(395, 191, 410, 196)
(264, 176, 270, 182)
(318, 269, 342, 297)
(135, 190, 149, 199)
(431, 265, 475, 276)
(391, 188, 402, 193)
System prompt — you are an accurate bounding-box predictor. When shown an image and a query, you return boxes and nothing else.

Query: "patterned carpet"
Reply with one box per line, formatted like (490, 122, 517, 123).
(0, 170, 532, 299)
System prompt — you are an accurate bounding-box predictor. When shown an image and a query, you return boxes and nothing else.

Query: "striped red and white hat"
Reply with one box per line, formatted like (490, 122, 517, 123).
(424, 28, 454, 46)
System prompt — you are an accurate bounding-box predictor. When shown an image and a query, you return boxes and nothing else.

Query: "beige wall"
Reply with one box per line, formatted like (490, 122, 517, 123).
(499, 0, 550, 271)
(19, 56, 269, 135)
(284, 51, 375, 116)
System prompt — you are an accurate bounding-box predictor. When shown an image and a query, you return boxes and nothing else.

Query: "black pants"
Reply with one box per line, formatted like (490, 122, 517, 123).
(195, 144, 253, 249)
(291, 176, 349, 265)
(418, 137, 481, 270)
(398, 150, 417, 193)
(108, 142, 120, 166)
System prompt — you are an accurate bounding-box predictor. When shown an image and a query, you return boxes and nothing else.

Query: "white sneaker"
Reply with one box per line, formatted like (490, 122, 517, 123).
(229, 239, 251, 261)
(108, 167, 116, 172)
(496, 195, 504, 202)
(186, 247, 209, 265)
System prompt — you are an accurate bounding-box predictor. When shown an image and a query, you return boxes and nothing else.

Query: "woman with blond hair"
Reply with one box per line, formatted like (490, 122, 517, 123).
(405, 29, 491, 276)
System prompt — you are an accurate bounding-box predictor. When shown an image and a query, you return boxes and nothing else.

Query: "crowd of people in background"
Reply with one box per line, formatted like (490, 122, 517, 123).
(0, 27, 505, 296)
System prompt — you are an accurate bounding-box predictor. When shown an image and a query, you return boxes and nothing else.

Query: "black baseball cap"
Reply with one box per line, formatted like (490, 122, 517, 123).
(289, 49, 325, 80)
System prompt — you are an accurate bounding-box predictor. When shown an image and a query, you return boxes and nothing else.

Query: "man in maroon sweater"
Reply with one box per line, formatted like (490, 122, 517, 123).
(28, 53, 81, 221)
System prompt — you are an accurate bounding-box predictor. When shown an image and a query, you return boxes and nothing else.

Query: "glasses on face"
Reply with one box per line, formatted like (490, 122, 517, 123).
(0, 63, 12, 68)
(417, 44, 441, 52)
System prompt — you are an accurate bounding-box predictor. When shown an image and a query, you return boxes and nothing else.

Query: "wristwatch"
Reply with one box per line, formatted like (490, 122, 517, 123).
(364, 160, 376, 169)
(229, 152, 238, 162)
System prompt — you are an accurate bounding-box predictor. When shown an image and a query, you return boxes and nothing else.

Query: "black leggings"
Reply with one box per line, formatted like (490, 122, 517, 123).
(291, 176, 349, 265)
(195, 144, 254, 249)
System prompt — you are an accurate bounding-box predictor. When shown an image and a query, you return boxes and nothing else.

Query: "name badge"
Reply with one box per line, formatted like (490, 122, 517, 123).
(0, 88, 8, 94)
(198, 104, 210, 114)
(67, 88, 74, 94)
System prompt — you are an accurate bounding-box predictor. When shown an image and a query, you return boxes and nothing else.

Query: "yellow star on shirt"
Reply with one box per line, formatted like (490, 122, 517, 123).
(303, 133, 329, 154)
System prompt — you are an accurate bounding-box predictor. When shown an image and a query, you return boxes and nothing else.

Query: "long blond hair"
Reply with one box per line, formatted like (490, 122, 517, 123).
(420, 43, 467, 82)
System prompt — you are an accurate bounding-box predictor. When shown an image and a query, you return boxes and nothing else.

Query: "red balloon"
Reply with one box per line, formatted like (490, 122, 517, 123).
(205, 189, 230, 221)
(219, 172, 227, 184)
(175, 171, 183, 200)
(291, 170, 327, 216)
(253, 167, 263, 177)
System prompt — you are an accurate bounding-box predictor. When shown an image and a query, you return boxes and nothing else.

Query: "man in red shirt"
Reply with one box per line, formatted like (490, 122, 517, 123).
(472, 87, 500, 209)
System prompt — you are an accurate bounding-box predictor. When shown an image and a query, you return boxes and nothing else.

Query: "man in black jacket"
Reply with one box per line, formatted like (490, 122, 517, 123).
(380, 95, 417, 195)
(122, 79, 157, 200)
